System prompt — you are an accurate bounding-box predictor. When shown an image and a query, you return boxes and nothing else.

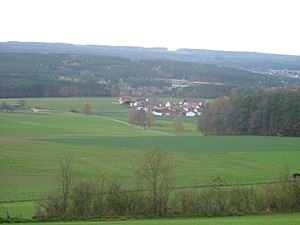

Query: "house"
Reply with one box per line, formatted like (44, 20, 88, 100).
(184, 98, 207, 106)
(185, 111, 196, 117)
(152, 111, 163, 116)
(31, 107, 48, 113)
(192, 81, 211, 85)
(171, 79, 190, 87)
(119, 96, 207, 116)
(165, 101, 171, 107)
(152, 106, 177, 116)
(119, 96, 133, 107)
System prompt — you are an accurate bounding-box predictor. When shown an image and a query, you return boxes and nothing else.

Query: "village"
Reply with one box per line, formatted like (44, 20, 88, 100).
(119, 96, 207, 117)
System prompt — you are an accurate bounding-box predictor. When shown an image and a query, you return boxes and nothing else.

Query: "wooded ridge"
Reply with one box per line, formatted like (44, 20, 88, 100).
(0, 52, 298, 98)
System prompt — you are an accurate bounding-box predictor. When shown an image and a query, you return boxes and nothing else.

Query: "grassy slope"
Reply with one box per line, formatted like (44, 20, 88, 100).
(1, 97, 300, 218)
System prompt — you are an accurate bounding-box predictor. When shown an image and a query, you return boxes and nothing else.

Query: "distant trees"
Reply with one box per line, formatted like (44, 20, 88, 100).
(2, 52, 297, 98)
(128, 109, 156, 129)
(198, 96, 231, 135)
(198, 89, 300, 137)
(0, 102, 14, 111)
(177, 84, 235, 99)
(128, 108, 146, 129)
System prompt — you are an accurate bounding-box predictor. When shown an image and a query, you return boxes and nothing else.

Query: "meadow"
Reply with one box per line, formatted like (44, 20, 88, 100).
(1, 97, 300, 219)
(3, 213, 300, 225)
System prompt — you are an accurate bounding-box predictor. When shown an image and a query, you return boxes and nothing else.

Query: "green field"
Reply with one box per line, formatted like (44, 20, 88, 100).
(3, 213, 300, 225)
(1, 97, 300, 218)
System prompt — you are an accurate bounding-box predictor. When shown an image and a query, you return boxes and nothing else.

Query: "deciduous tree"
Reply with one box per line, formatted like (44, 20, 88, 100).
(134, 147, 174, 215)
(146, 111, 155, 128)
(83, 103, 91, 116)
(173, 117, 184, 131)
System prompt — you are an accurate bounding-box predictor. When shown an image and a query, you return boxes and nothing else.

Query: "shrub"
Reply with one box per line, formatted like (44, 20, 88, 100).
(71, 179, 98, 216)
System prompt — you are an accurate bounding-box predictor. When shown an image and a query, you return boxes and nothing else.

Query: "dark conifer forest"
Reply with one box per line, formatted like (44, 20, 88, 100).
(198, 87, 300, 137)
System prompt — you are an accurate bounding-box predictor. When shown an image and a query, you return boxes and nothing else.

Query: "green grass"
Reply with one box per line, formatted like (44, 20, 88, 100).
(3, 213, 300, 225)
(1, 97, 300, 218)
(0, 201, 34, 219)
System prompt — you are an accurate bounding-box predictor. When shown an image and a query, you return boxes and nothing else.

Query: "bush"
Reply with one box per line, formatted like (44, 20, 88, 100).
(36, 190, 65, 217)
(71, 179, 98, 216)
(34, 151, 300, 219)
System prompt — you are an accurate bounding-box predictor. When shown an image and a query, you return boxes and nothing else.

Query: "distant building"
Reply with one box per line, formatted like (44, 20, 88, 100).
(185, 111, 196, 117)
(119, 96, 133, 107)
(119, 96, 207, 117)
(171, 79, 190, 88)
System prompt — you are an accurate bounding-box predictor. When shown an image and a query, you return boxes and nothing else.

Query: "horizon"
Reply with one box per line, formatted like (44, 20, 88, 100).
(1, 0, 300, 56)
(2, 40, 300, 57)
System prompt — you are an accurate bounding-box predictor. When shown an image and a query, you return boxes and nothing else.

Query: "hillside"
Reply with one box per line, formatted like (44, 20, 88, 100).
(0, 52, 297, 98)
(1, 41, 300, 73)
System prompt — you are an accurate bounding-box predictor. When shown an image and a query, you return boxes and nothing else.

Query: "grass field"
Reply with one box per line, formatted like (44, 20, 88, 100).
(1, 97, 300, 218)
(3, 213, 300, 225)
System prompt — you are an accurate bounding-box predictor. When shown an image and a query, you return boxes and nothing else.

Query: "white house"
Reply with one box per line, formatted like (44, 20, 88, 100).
(186, 111, 196, 117)
(153, 111, 163, 116)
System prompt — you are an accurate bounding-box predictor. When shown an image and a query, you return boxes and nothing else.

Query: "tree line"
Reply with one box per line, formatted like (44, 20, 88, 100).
(198, 87, 300, 137)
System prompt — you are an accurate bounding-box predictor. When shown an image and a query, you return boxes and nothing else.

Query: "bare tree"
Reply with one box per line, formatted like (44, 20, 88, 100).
(96, 171, 111, 214)
(133, 147, 174, 215)
(83, 103, 91, 116)
(128, 108, 135, 127)
(35, 155, 74, 217)
(59, 155, 73, 215)
(173, 117, 184, 131)
(146, 111, 155, 128)
(128, 108, 146, 129)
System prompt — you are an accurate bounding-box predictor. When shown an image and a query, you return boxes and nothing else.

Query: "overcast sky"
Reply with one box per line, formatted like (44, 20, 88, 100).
(1, 0, 300, 55)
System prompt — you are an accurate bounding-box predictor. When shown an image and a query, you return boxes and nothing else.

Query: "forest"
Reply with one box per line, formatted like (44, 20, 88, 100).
(198, 87, 300, 137)
(0, 52, 298, 98)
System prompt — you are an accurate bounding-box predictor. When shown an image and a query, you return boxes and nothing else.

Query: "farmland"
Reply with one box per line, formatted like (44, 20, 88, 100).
(1, 97, 300, 219)
(2, 213, 300, 225)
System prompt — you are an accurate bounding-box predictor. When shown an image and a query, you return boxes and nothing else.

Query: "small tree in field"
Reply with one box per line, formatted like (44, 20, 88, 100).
(59, 155, 73, 215)
(134, 147, 174, 215)
(128, 108, 146, 129)
(83, 103, 91, 116)
(173, 117, 184, 131)
(146, 111, 155, 128)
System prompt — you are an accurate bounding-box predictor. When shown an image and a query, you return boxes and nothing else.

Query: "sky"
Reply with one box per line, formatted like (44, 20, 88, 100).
(1, 0, 300, 55)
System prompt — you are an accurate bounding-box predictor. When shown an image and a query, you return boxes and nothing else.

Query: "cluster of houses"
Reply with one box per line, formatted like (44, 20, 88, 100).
(119, 96, 207, 117)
